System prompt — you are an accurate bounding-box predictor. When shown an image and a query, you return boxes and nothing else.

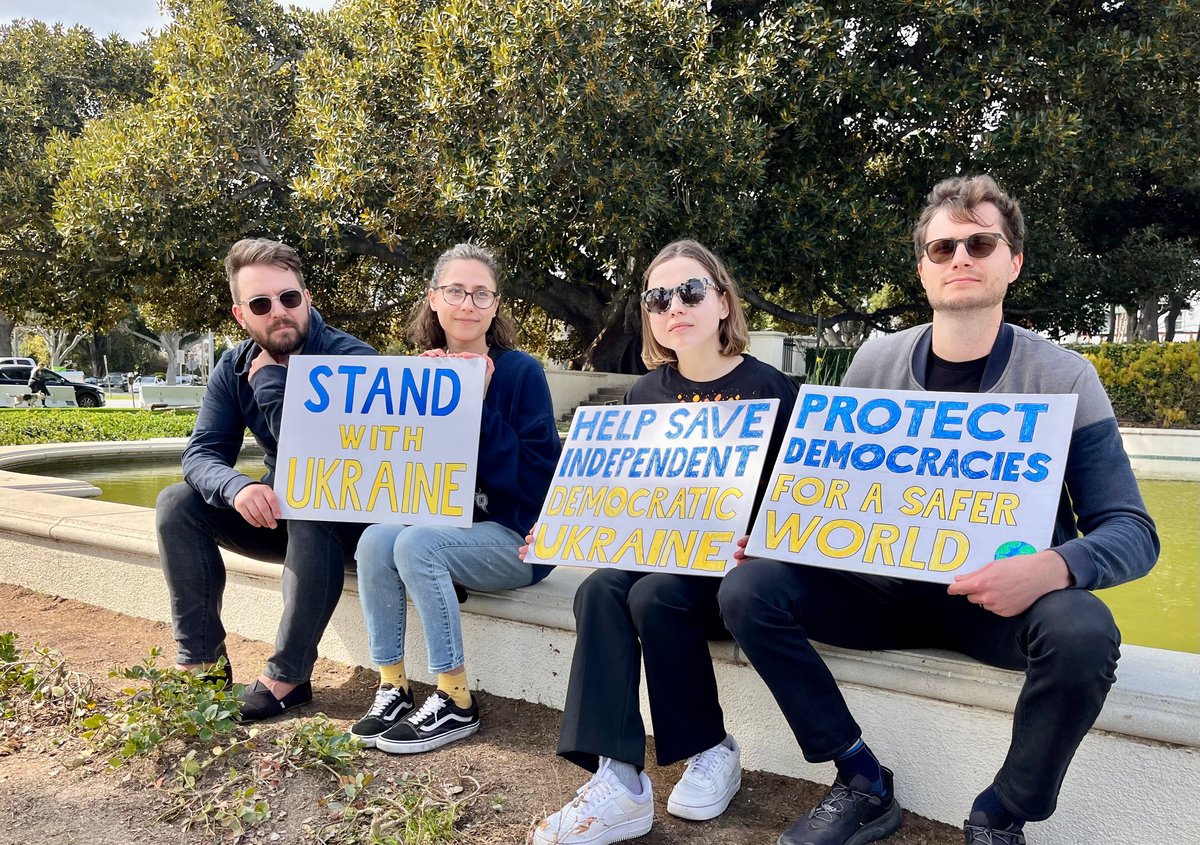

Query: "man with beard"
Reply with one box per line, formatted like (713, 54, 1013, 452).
(719, 175, 1159, 845)
(156, 238, 376, 720)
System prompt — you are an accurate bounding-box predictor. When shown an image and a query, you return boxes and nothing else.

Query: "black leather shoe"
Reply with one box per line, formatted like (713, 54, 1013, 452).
(964, 812, 1026, 844)
(778, 768, 902, 845)
(238, 679, 312, 721)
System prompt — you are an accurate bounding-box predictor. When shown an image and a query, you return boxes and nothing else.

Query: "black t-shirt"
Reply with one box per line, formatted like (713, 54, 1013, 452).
(925, 350, 988, 393)
(626, 354, 799, 513)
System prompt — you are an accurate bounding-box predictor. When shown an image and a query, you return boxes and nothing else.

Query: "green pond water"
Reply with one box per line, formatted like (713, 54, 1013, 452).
(14, 457, 1200, 654)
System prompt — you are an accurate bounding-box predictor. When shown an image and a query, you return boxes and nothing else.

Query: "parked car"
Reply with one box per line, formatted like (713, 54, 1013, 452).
(0, 357, 36, 367)
(97, 373, 129, 391)
(0, 365, 106, 407)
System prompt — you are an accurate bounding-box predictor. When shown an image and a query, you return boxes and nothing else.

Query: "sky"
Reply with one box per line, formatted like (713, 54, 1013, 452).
(1, 1, 338, 41)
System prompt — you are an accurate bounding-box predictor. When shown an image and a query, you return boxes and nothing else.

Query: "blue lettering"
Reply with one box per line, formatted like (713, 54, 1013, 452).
(337, 364, 368, 413)
(304, 365, 333, 412)
(794, 393, 829, 429)
(362, 367, 394, 415)
(826, 395, 858, 433)
(858, 398, 902, 435)
(1023, 453, 1051, 482)
(884, 444, 917, 473)
(1014, 403, 1049, 442)
(931, 401, 968, 439)
(903, 399, 937, 436)
(967, 403, 1008, 441)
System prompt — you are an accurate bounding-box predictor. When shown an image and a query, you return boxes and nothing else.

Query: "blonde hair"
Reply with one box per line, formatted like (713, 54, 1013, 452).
(640, 240, 750, 369)
(406, 243, 519, 350)
(224, 238, 305, 301)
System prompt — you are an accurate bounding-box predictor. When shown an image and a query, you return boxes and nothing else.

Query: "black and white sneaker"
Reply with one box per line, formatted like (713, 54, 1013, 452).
(350, 685, 415, 748)
(375, 690, 479, 754)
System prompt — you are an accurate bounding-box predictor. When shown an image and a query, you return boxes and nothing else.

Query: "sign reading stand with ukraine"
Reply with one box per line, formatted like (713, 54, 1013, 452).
(274, 356, 485, 525)
(526, 399, 780, 577)
(746, 386, 1077, 583)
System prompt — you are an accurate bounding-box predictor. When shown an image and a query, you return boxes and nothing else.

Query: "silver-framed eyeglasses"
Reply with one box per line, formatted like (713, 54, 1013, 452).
(434, 285, 500, 308)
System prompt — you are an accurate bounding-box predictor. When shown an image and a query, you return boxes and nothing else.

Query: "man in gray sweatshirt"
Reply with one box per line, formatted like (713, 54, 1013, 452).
(719, 175, 1159, 845)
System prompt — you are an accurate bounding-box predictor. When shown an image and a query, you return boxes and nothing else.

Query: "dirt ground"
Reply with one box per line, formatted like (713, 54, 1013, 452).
(0, 583, 962, 844)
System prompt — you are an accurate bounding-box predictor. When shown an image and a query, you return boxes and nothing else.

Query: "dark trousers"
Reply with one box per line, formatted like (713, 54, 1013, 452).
(558, 569, 731, 772)
(156, 482, 366, 683)
(718, 560, 1120, 822)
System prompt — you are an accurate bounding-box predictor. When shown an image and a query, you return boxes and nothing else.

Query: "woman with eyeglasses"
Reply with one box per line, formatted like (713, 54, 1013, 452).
(530, 240, 797, 845)
(350, 242, 561, 754)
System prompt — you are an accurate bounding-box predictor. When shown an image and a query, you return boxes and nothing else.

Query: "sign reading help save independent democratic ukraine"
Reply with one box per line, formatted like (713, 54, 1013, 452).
(745, 386, 1077, 583)
(525, 399, 780, 577)
(274, 356, 485, 525)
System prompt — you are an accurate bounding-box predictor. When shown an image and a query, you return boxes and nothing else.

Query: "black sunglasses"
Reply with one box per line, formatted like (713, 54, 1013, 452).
(240, 288, 305, 316)
(641, 277, 722, 314)
(922, 233, 1012, 264)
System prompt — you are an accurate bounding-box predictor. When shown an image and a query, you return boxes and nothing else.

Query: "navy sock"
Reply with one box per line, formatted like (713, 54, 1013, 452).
(971, 785, 1024, 830)
(834, 739, 887, 798)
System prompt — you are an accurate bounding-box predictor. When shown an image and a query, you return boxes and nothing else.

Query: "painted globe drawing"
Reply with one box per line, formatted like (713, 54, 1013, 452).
(994, 541, 1037, 559)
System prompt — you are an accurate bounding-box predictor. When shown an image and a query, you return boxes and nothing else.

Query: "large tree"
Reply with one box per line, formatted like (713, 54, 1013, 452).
(0, 19, 152, 361)
(47, 0, 1200, 369)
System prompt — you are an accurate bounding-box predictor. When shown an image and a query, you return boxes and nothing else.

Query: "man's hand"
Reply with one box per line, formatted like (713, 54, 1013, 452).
(518, 525, 537, 561)
(234, 483, 282, 529)
(732, 534, 753, 566)
(947, 549, 1072, 617)
(248, 348, 281, 382)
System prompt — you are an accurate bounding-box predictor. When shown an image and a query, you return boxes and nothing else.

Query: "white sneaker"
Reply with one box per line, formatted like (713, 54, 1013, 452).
(531, 760, 654, 844)
(666, 735, 742, 821)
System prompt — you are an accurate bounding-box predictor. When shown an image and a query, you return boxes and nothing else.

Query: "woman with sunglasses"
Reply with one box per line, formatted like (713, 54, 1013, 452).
(350, 242, 561, 754)
(531, 240, 797, 845)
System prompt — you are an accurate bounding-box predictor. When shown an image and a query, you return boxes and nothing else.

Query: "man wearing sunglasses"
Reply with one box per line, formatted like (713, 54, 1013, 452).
(156, 237, 376, 720)
(721, 175, 1158, 845)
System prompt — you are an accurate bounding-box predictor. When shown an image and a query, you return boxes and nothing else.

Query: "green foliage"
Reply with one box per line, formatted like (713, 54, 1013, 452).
(8, 1, 1198, 366)
(1077, 342, 1200, 428)
(275, 713, 365, 770)
(0, 632, 95, 727)
(80, 651, 241, 766)
(807, 347, 856, 387)
(0, 408, 196, 444)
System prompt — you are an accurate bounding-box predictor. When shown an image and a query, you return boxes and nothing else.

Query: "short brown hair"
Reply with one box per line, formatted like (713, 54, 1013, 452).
(225, 238, 306, 301)
(640, 240, 750, 369)
(913, 175, 1026, 259)
(406, 243, 519, 350)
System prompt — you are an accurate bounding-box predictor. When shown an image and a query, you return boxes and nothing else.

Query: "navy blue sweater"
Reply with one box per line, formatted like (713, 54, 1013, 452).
(476, 346, 562, 584)
(183, 308, 376, 508)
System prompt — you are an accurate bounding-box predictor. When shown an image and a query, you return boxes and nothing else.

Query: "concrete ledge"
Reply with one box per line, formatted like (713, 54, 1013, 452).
(1120, 427, 1200, 480)
(0, 441, 1197, 843)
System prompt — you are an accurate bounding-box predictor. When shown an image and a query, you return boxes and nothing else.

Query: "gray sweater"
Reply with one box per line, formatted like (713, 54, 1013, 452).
(842, 323, 1159, 590)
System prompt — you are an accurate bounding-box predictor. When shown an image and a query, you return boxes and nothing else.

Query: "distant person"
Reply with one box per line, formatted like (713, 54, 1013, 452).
(27, 363, 53, 407)
(126, 371, 138, 393)
(155, 238, 376, 720)
(349, 243, 561, 754)
(718, 174, 1160, 845)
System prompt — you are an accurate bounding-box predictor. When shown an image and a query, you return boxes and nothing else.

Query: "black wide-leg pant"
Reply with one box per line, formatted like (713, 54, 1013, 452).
(557, 569, 731, 772)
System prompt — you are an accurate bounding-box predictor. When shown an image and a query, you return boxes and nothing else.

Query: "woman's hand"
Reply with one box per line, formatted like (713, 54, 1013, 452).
(518, 525, 538, 561)
(421, 349, 493, 395)
(731, 534, 752, 566)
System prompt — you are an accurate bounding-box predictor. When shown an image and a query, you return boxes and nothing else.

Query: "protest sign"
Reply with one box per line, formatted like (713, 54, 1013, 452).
(745, 386, 1077, 583)
(274, 355, 485, 525)
(526, 399, 780, 576)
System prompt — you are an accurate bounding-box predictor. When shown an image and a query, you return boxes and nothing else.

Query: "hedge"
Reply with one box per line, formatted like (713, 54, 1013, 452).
(0, 409, 198, 446)
(1069, 342, 1199, 429)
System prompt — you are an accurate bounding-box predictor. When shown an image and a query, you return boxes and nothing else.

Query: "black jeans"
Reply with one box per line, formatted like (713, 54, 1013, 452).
(156, 482, 366, 684)
(557, 569, 731, 772)
(718, 560, 1120, 822)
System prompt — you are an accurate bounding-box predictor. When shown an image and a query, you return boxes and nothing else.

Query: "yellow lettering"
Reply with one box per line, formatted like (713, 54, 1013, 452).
(863, 522, 901, 566)
(339, 425, 365, 449)
(367, 462, 397, 511)
(825, 478, 851, 510)
(285, 457, 314, 508)
(339, 460, 362, 510)
(402, 426, 424, 451)
(691, 532, 734, 572)
(815, 519, 865, 559)
(929, 529, 970, 572)
(993, 493, 1019, 526)
(859, 482, 884, 514)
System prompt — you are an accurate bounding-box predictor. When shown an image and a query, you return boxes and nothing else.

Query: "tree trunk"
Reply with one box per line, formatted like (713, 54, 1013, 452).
(0, 313, 12, 357)
(1105, 303, 1115, 344)
(88, 332, 109, 377)
(159, 331, 183, 382)
(1163, 293, 1184, 342)
(1135, 295, 1160, 341)
(1123, 303, 1138, 343)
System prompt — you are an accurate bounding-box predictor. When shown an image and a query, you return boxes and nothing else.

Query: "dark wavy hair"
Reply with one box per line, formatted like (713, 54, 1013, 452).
(405, 242, 519, 350)
(913, 174, 1026, 258)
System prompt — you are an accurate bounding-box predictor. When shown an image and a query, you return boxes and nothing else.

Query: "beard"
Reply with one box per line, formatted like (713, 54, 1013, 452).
(248, 311, 309, 358)
(926, 281, 1007, 314)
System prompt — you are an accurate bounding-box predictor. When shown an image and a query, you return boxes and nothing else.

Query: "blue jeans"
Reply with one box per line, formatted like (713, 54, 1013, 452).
(156, 482, 366, 684)
(356, 521, 533, 673)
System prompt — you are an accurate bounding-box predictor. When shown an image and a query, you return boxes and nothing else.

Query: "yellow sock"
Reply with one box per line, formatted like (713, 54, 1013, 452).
(378, 662, 409, 692)
(438, 671, 472, 708)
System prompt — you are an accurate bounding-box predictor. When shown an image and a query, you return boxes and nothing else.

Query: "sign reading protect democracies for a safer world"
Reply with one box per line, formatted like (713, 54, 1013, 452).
(525, 399, 780, 577)
(745, 386, 1077, 584)
(274, 356, 485, 525)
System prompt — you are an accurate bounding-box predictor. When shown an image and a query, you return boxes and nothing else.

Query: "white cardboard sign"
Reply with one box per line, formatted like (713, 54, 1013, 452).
(746, 386, 1077, 583)
(274, 355, 484, 525)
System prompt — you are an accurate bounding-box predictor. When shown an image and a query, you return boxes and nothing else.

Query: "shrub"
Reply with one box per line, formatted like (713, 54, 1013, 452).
(0, 408, 197, 445)
(1074, 342, 1199, 428)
